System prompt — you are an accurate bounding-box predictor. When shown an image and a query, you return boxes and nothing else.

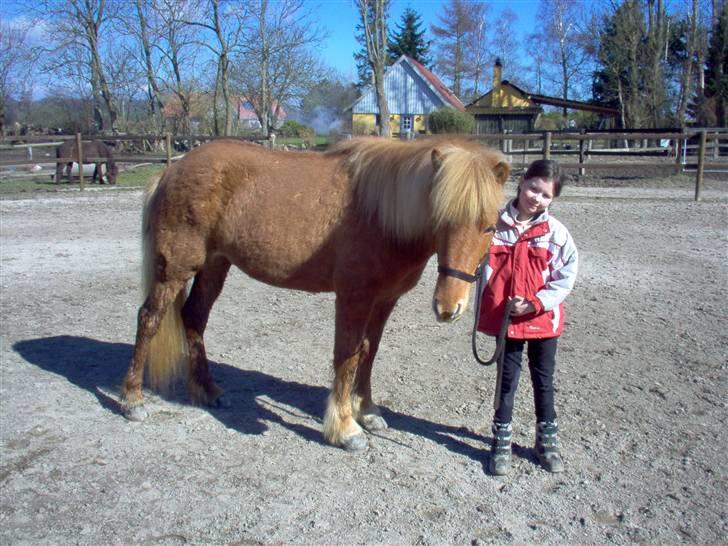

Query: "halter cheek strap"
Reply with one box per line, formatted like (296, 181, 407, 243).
(436, 225, 496, 284)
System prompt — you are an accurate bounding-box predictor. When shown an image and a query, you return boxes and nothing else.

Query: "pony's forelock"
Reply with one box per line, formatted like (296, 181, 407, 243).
(333, 138, 505, 240)
(430, 144, 505, 231)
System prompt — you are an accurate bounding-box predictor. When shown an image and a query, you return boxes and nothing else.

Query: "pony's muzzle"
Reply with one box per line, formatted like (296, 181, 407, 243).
(433, 299, 467, 323)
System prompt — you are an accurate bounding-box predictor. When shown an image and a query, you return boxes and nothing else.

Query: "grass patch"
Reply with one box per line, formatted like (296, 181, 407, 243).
(0, 163, 165, 195)
(276, 135, 330, 148)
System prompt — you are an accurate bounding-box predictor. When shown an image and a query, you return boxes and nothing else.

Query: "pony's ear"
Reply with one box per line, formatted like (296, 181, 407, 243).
(493, 161, 510, 186)
(431, 148, 444, 171)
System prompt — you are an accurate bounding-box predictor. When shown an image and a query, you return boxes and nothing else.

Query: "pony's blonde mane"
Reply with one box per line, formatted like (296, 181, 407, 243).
(329, 137, 507, 240)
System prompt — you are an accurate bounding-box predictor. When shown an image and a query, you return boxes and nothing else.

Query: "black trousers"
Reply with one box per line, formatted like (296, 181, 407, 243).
(494, 337, 559, 424)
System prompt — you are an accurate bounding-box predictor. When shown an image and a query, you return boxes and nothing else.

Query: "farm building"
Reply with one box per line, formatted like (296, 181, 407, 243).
(350, 55, 465, 137)
(238, 97, 286, 130)
(466, 60, 620, 134)
(162, 93, 286, 132)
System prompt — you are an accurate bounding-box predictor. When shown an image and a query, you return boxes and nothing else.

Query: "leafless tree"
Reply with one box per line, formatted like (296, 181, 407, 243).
(537, 0, 592, 114)
(34, 0, 124, 133)
(431, 0, 477, 98)
(151, 0, 204, 135)
(525, 31, 548, 95)
(184, 0, 246, 136)
(356, 0, 390, 137)
(121, 0, 167, 133)
(488, 8, 523, 88)
(463, 2, 490, 100)
(0, 19, 32, 135)
(230, 0, 326, 137)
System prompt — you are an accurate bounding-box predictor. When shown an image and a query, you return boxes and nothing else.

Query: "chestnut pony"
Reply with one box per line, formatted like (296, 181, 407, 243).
(120, 137, 508, 451)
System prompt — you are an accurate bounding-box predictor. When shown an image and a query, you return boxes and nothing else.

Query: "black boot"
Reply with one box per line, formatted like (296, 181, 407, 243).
(489, 422, 512, 476)
(535, 421, 564, 473)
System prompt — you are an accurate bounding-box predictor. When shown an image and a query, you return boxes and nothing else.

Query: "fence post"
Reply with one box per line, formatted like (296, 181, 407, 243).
(674, 132, 683, 174)
(166, 133, 172, 168)
(713, 133, 719, 159)
(694, 130, 707, 202)
(543, 131, 551, 160)
(578, 129, 586, 176)
(75, 132, 84, 191)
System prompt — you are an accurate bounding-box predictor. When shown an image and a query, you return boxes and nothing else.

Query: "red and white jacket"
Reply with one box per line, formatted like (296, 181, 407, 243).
(477, 201, 578, 339)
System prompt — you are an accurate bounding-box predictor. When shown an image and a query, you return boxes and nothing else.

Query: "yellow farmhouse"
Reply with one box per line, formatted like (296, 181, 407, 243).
(467, 60, 620, 133)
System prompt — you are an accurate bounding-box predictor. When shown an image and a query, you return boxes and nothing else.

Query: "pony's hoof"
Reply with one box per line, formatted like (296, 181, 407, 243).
(342, 433, 368, 452)
(361, 414, 388, 432)
(209, 395, 231, 409)
(124, 405, 148, 422)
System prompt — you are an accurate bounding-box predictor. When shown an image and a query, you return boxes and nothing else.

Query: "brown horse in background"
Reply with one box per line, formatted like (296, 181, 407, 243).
(120, 137, 508, 451)
(55, 140, 118, 184)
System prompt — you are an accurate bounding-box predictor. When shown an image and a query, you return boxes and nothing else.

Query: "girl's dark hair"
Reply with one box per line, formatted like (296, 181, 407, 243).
(523, 159, 565, 197)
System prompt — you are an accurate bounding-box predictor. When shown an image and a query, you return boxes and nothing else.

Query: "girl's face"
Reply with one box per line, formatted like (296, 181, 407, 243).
(517, 177, 555, 219)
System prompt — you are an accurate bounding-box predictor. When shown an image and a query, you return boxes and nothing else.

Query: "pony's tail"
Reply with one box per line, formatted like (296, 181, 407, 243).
(141, 174, 189, 391)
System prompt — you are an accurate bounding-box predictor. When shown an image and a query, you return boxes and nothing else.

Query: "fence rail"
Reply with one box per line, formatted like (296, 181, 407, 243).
(0, 130, 725, 200)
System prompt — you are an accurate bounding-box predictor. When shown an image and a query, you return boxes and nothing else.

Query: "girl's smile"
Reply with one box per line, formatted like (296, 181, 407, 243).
(516, 177, 555, 220)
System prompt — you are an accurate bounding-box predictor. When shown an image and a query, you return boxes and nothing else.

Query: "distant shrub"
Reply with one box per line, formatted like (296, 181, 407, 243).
(279, 120, 314, 139)
(428, 108, 475, 134)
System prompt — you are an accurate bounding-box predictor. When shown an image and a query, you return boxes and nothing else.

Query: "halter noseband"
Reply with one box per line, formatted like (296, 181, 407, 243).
(437, 225, 496, 284)
(437, 264, 481, 283)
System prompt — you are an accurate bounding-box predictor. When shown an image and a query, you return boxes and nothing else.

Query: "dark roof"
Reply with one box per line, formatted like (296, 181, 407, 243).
(467, 80, 619, 115)
(526, 93, 619, 115)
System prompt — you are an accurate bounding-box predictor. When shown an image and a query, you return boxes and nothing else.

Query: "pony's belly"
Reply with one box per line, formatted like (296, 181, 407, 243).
(222, 243, 336, 293)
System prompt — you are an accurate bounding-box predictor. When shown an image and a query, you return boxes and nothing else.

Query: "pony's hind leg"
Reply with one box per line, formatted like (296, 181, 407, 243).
(120, 278, 187, 421)
(182, 255, 231, 407)
(353, 299, 398, 433)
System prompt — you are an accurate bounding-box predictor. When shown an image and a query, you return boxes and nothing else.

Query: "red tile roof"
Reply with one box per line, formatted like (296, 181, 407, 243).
(406, 57, 465, 111)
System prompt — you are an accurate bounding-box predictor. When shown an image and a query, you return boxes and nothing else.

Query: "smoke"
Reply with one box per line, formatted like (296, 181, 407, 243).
(305, 106, 345, 135)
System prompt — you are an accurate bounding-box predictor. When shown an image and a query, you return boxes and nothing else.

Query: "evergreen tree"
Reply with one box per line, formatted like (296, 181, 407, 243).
(387, 7, 432, 66)
(591, 1, 649, 128)
(702, 5, 727, 126)
(354, 31, 373, 90)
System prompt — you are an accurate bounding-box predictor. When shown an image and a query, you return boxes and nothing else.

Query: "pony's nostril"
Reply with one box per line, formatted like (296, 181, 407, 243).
(436, 303, 462, 323)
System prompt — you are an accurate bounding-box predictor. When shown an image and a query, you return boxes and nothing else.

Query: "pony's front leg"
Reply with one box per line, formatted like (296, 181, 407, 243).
(324, 297, 373, 451)
(352, 299, 398, 433)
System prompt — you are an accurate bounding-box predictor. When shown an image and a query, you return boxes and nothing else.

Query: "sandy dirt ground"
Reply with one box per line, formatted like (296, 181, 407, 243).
(0, 171, 726, 545)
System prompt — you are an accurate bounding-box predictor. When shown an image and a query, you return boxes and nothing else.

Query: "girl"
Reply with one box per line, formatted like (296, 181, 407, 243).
(477, 159, 578, 476)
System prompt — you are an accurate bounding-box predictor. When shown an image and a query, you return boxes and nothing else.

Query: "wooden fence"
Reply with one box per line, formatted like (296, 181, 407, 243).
(0, 129, 725, 200)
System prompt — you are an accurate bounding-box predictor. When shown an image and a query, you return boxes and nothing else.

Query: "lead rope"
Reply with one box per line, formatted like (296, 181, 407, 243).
(472, 265, 517, 411)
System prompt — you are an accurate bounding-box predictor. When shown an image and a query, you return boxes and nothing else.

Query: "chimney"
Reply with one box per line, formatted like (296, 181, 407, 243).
(493, 58, 503, 89)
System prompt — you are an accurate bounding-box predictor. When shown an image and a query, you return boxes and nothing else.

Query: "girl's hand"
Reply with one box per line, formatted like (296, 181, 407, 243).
(509, 296, 535, 317)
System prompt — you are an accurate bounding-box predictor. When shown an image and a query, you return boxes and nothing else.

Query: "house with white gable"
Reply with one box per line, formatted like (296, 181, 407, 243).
(349, 55, 465, 137)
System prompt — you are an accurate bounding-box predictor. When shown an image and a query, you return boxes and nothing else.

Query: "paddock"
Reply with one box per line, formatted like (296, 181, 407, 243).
(0, 173, 726, 543)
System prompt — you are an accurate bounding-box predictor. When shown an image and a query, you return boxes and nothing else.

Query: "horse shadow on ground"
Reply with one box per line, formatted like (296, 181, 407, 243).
(13, 335, 524, 469)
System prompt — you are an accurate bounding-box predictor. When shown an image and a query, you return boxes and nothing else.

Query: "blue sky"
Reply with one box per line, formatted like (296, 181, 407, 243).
(317, 0, 540, 79)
